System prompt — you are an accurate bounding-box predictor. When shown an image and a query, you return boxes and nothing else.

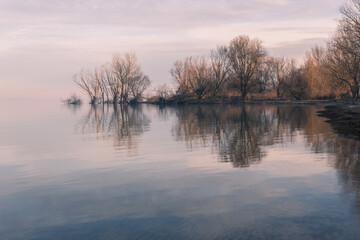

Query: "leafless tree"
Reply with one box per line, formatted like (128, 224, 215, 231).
(266, 57, 290, 99)
(63, 93, 82, 105)
(340, 0, 360, 41)
(227, 35, 267, 101)
(171, 56, 214, 101)
(155, 84, 172, 100)
(103, 64, 120, 104)
(93, 66, 109, 103)
(283, 61, 310, 100)
(209, 46, 232, 99)
(129, 75, 151, 102)
(254, 62, 271, 94)
(170, 59, 192, 98)
(74, 52, 151, 104)
(112, 52, 143, 103)
(188, 56, 211, 100)
(325, 29, 360, 98)
(73, 69, 100, 104)
(303, 46, 339, 99)
(323, 0, 360, 99)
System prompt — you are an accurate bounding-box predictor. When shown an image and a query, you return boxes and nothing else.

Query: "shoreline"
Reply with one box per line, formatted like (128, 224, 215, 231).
(70, 99, 350, 106)
(317, 104, 360, 140)
(68, 99, 360, 140)
(144, 99, 340, 106)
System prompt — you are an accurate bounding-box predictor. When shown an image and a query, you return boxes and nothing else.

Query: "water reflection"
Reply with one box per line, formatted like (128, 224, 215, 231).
(5, 102, 358, 239)
(308, 131, 360, 217)
(172, 104, 360, 222)
(76, 104, 150, 156)
(62, 103, 82, 115)
(72, 103, 360, 213)
(172, 105, 330, 168)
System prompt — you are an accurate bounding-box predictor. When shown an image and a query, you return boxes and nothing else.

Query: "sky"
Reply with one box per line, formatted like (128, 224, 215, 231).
(0, 0, 344, 100)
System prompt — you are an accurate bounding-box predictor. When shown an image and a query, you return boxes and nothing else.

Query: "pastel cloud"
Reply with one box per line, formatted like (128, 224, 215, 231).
(0, 0, 343, 99)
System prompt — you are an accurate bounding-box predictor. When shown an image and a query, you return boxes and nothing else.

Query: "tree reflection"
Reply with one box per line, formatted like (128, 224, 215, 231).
(70, 103, 360, 219)
(172, 104, 341, 168)
(77, 104, 150, 156)
(266, 106, 360, 218)
(173, 105, 269, 167)
(216, 106, 268, 167)
(306, 125, 360, 216)
(62, 102, 82, 115)
(172, 103, 360, 219)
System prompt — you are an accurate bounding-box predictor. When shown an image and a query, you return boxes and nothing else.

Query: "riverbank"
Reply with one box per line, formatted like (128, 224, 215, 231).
(318, 104, 360, 139)
(147, 99, 338, 105)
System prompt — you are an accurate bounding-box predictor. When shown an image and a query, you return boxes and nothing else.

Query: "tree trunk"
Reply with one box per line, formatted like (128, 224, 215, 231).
(241, 93, 246, 102)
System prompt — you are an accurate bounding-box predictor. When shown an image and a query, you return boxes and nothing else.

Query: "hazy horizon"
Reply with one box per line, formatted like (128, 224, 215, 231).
(0, 0, 341, 100)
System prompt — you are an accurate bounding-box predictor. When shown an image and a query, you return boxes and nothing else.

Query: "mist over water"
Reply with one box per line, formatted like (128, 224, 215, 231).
(1, 102, 360, 239)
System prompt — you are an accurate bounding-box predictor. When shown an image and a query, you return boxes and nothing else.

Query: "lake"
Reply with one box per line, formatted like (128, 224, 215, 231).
(1, 101, 360, 240)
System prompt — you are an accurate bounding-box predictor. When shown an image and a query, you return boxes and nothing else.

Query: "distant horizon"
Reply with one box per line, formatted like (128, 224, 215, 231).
(0, 0, 342, 100)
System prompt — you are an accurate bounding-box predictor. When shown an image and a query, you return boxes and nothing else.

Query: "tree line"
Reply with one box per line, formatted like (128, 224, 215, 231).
(164, 0, 360, 102)
(74, 0, 360, 104)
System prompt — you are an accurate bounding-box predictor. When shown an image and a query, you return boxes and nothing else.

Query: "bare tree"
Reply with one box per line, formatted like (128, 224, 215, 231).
(304, 46, 338, 99)
(209, 46, 232, 99)
(73, 69, 100, 104)
(266, 57, 290, 99)
(227, 35, 267, 101)
(155, 84, 172, 101)
(283, 61, 310, 100)
(170, 59, 192, 98)
(254, 62, 271, 94)
(171, 56, 212, 101)
(340, 0, 360, 41)
(323, 0, 360, 99)
(103, 64, 120, 104)
(74, 52, 151, 104)
(93, 66, 109, 103)
(325, 28, 360, 99)
(129, 75, 151, 103)
(188, 56, 211, 100)
(112, 52, 143, 103)
(63, 93, 82, 105)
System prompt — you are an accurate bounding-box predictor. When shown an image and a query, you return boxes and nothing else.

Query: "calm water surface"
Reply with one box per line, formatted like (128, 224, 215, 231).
(1, 101, 360, 240)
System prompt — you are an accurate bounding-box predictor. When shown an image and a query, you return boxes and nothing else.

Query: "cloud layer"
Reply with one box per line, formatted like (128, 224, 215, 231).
(0, 0, 342, 99)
